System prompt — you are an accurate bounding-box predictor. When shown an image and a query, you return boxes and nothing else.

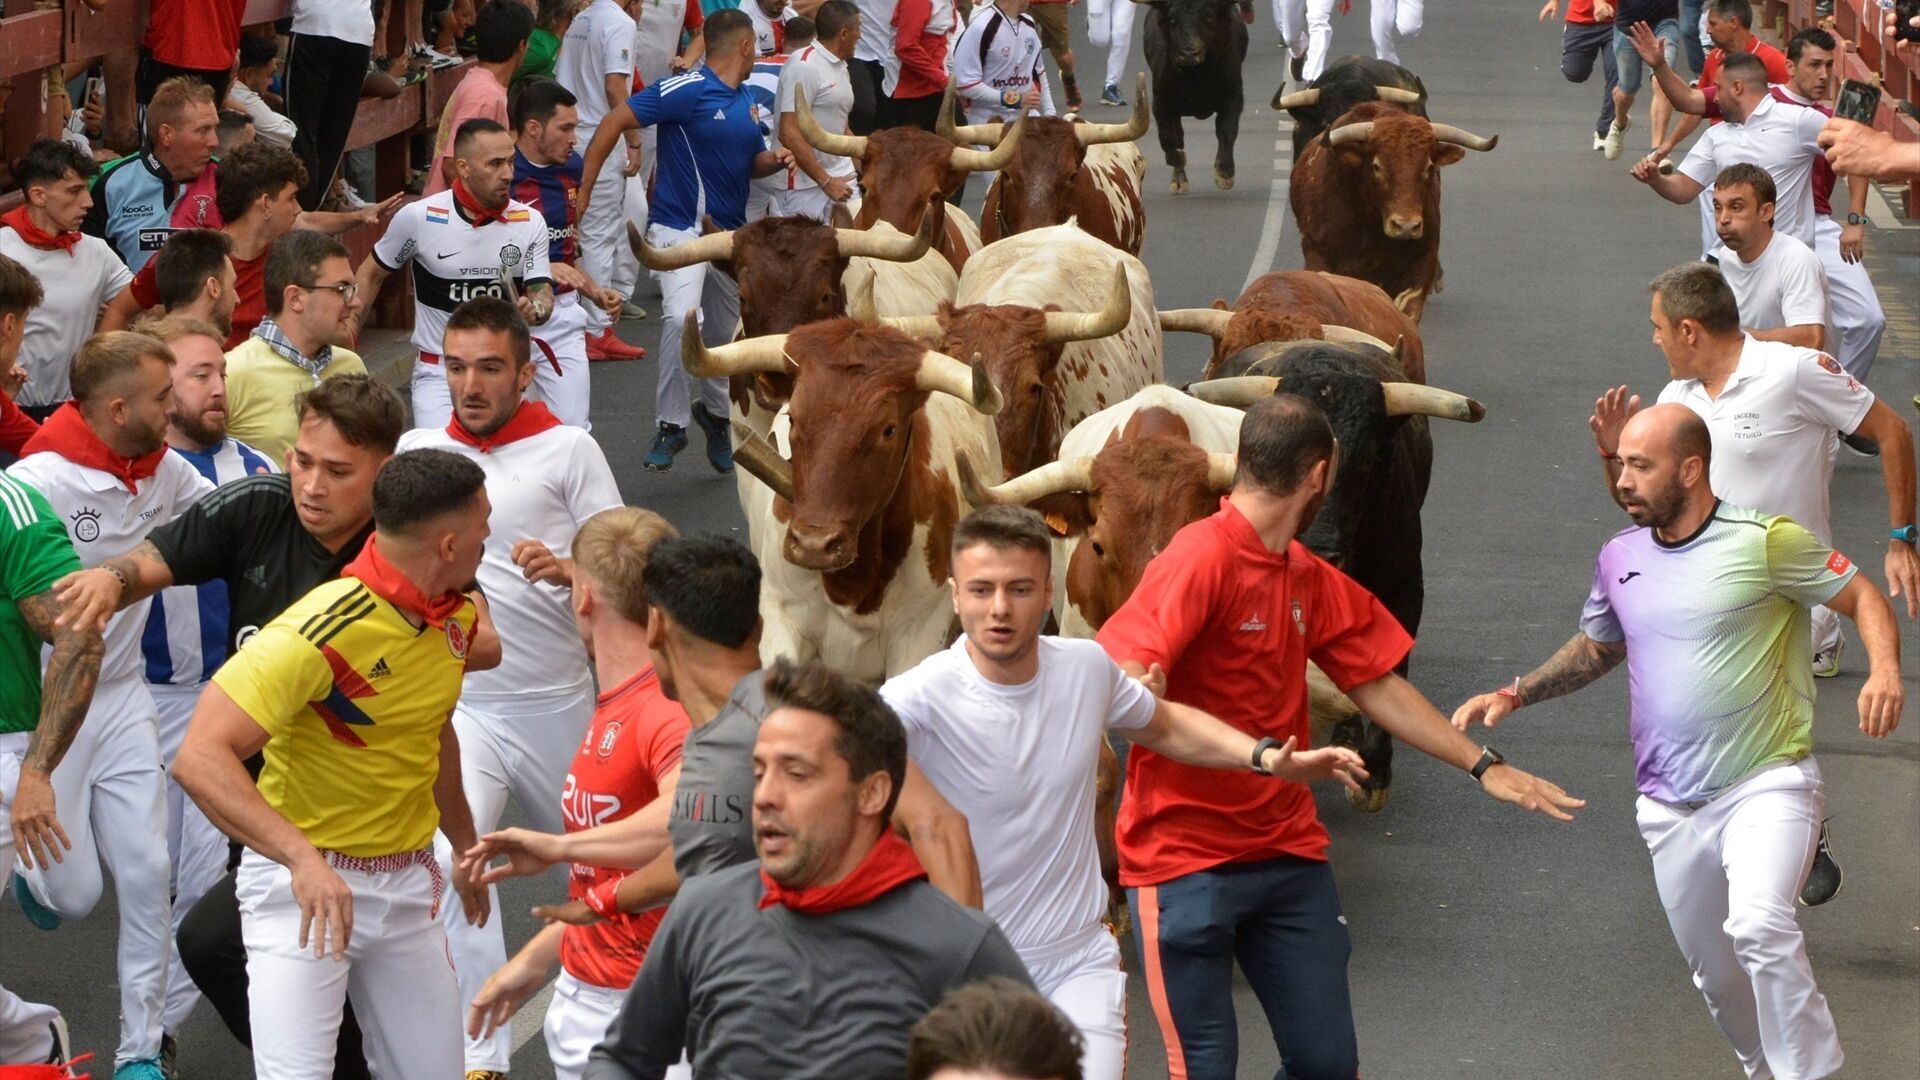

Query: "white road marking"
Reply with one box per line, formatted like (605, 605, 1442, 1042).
(1244, 117, 1296, 294)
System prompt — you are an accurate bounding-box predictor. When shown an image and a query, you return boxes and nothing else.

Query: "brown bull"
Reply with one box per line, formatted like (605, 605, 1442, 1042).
(1159, 269, 1427, 381)
(1291, 102, 1496, 322)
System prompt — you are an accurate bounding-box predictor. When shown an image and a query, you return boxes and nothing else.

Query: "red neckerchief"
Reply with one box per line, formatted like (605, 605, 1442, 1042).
(0, 204, 80, 256)
(451, 178, 507, 226)
(757, 831, 927, 915)
(446, 400, 561, 453)
(20, 403, 166, 492)
(342, 534, 466, 629)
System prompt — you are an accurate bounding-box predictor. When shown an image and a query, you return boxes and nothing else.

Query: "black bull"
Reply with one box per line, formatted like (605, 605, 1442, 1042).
(1142, 0, 1247, 193)
(1275, 55, 1430, 161)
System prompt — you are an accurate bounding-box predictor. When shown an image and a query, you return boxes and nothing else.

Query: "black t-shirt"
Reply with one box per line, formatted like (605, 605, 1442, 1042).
(1615, 0, 1679, 26)
(147, 474, 372, 656)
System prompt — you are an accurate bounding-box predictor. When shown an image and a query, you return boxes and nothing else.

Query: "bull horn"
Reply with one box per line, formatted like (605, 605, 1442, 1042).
(796, 92, 868, 159)
(963, 453, 1095, 507)
(937, 82, 1006, 146)
(1157, 307, 1233, 339)
(1043, 265, 1132, 344)
(844, 271, 945, 339)
(1318, 325, 1398, 354)
(681, 313, 791, 378)
(1375, 86, 1424, 104)
(1273, 87, 1320, 110)
(1381, 382, 1486, 422)
(1076, 74, 1150, 144)
(730, 423, 795, 503)
(1430, 123, 1499, 151)
(1186, 376, 1281, 408)
(1325, 121, 1375, 147)
(834, 207, 938, 262)
(632, 222, 737, 270)
(949, 111, 1025, 172)
(1206, 453, 1238, 492)
(916, 350, 1003, 414)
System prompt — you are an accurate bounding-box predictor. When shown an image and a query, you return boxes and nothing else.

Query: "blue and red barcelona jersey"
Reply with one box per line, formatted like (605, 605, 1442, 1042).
(512, 147, 584, 275)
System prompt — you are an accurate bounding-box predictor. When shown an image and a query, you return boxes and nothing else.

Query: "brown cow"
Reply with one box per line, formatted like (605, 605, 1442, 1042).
(1159, 269, 1427, 381)
(1291, 101, 1496, 322)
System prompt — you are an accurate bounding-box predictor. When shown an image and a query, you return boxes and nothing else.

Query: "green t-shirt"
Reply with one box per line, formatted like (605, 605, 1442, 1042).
(513, 28, 562, 86)
(0, 472, 82, 735)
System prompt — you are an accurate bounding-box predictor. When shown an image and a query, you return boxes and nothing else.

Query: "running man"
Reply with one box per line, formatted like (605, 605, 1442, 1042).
(1454, 403, 1902, 1080)
(398, 297, 624, 1077)
(953, 0, 1056, 130)
(1540, 0, 1621, 155)
(882, 506, 1368, 1080)
(171, 450, 499, 1080)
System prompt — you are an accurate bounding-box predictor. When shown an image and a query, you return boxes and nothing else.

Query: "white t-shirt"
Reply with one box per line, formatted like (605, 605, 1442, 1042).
(371, 197, 553, 356)
(778, 44, 857, 188)
(952, 5, 1056, 124)
(880, 635, 1157, 957)
(1711, 232, 1836, 357)
(1657, 335, 1873, 544)
(7, 450, 213, 683)
(228, 82, 298, 148)
(856, 0, 899, 63)
(634, 0, 696, 89)
(746, 1, 798, 56)
(0, 230, 134, 407)
(291, 0, 376, 44)
(396, 420, 623, 700)
(1678, 94, 1827, 248)
(557, 0, 638, 130)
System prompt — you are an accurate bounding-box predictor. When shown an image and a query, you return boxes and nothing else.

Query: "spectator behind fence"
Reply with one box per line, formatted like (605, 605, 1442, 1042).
(223, 230, 367, 463)
(0, 140, 137, 420)
(228, 35, 298, 150)
(906, 978, 1086, 1080)
(139, 0, 250, 105)
(285, 0, 380, 211)
(84, 77, 220, 273)
(515, 0, 582, 85)
(426, 0, 536, 196)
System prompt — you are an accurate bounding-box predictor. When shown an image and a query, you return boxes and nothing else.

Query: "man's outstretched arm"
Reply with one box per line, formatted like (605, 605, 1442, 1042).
(1452, 631, 1629, 732)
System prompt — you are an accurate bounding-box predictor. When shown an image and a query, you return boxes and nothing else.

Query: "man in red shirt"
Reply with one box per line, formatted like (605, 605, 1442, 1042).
(139, 0, 249, 105)
(464, 507, 692, 1080)
(1097, 394, 1584, 1080)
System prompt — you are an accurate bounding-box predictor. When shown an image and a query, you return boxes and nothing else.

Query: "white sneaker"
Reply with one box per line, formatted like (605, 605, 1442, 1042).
(1592, 132, 1608, 152)
(1602, 124, 1625, 161)
(1812, 640, 1842, 678)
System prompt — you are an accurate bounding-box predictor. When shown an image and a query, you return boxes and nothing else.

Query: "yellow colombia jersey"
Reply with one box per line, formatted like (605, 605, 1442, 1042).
(212, 576, 476, 858)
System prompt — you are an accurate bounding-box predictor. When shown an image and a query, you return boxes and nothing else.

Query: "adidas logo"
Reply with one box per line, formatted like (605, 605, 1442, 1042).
(713, 109, 727, 120)
(244, 565, 269, 589)
(368, 658, 393, 680)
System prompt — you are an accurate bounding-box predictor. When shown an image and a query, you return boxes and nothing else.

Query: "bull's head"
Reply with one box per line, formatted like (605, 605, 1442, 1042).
(681, 315, 1002, 572)
(1319, 106, 1496, 241)
(946, 75, 1149, 237)
(796, 85, 1024, 234)
(1159, 305, 1401, 378)
(1139, 0, 1237, 67)
(958, 436, 1237, 629)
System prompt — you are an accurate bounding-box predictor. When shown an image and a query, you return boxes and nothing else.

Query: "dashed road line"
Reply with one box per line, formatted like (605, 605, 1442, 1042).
(1243, 118, 1296, 294)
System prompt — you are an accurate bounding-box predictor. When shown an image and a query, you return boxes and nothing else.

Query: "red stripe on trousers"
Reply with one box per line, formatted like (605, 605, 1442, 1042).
(1136, 885, 1188, 1080)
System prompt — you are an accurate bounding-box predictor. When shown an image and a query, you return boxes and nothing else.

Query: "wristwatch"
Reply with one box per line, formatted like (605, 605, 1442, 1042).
(1250, 736, 1285, 774)
(1845, 212, 1867, 226)
(1892, 525, 1917, 544)
(1469, 745, 1505, 782)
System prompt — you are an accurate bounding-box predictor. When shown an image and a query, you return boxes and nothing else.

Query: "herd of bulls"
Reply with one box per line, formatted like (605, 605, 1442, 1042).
(638, 52, 1502, 816)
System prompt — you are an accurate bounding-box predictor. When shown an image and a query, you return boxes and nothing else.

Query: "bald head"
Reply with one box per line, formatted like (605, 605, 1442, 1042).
(1615, 404, 1717, 533)
(1621, 403, 1713, 472)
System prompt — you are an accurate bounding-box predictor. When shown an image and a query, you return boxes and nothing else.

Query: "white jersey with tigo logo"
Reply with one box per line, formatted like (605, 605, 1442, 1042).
(953, 6, 1057, 125)
(396, 422, 622, 700)
(371, 198, 552, 357)
(880, 635, 1156, 958)
(1656, 335, 1873, 545)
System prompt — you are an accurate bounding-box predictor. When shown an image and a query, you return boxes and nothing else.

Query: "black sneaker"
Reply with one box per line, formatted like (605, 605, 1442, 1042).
(644, 423, 689, 472)
(46, 1016, 71, 1064)
(690, 402, 735, 474)
(1798, 822, 1843, 907)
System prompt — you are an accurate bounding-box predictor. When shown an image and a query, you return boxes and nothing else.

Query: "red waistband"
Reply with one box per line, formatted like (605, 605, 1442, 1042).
(323, 849, 445, 916)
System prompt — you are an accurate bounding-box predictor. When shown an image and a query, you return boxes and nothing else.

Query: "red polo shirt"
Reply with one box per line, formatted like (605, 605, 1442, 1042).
(1097, 499, 1411, 886)
(128, 248, 267, 350)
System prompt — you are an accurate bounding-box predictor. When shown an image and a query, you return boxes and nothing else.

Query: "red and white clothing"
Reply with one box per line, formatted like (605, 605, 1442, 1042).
(746, 1, 799, 56)
(776, 44, 860, 222)
(953, 5, 1056, 126)
(557, 0, 647, 333)
(889, 0, 955, 100)
(0, 215, 134, 409)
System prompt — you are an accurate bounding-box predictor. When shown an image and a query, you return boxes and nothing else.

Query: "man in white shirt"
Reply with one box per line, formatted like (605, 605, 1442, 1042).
(953, 0, 1057, 128)
(555, 0, 643, 335)
(7, 331, 216, 1078)
(0, 140, 137, 420)
(284, 0, 376, 208)
(227, 35, 298, 150)
(1707, 164, 1835, 357)
(778, 2, 862, 222)
(748, 0, 799, 54)
(881, 506, 1368, 1080)
(396, 297, 624, 1077)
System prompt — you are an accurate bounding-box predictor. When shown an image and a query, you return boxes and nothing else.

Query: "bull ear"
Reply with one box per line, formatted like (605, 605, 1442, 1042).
(1432, 144, 1466, 167)
(1032, 492, 1094, 537)
(1210, 298, 1229, 311)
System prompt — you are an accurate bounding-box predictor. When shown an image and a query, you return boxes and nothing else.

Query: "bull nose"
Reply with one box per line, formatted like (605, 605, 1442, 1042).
(1385, 215, 1424, 240)
(785, 522, 855, 571)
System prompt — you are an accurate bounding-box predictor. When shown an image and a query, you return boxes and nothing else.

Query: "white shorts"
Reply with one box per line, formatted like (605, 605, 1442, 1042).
(775, 177, 860, 224)
(1020, 926, 1128, 1080)
(543, 971, 693, 1080)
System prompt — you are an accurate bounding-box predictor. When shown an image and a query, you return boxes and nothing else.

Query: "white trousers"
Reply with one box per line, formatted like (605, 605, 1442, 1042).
(576, 123, 643, 333)
(543, 972, 692, 1080)
(1275, 0, 1339, 82)
(1370, 0, 1423, 65)
(1021, 927, 1129, 1080)
(1811, 217, 1886, 381)
(1636, 758, 1842, 1080)
(151, 682, 228, 1033)
(4, 679, 170, 1065)
(648, 222, 740, 430)
(238, 849, 461, 1080)
(775, 177, 861, 224)
(436, 687, 594, 1072)
(1086, 0, 1137, 90)
(532, 292, 594, 429)
(0, 979, 59, 1065)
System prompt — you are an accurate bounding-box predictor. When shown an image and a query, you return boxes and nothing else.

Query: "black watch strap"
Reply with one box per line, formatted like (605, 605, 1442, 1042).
(1470, 745, 1505, 781)
(1251, 736, 1285, 773)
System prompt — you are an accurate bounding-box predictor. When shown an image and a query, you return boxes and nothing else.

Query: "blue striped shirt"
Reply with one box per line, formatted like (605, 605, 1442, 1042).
(142, 439, 276, 687)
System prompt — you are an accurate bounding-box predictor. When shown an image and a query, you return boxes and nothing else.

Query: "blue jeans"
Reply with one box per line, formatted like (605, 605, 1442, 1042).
(1680, 0, 1707, 72)
(1614, 19, 1682, 95)
(1132, 856, 1358, 1080)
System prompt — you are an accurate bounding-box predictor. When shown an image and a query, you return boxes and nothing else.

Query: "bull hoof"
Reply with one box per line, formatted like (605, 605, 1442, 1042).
(1347, 784, 1391, 813)
(1214, 167, 1235, 190)
(1170, 169, 1189, 194)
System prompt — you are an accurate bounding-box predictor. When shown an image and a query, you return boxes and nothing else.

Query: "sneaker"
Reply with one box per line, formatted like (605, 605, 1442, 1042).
(1811, 639, 1842, 678)
(1839, 430, 1879, 456)
(1799, 822, 1843, 906)
(114, 1057, 168, 1080)
(45, 1015, 71, 1064)
(409, 42, 463, 69)
(1100, 83, 1127, 108)
(160, 1033, 179, 1080)
(585, 328, 646, 362)
(621, 301, 649, 322)
(645, 423, 689, 472)
(1592, 131, 1608, 152)
(1290, 54, 1306, 83)
(466, 1072, 509, 1080)
(1601, 124, 1625, 160)
(690, 402, 735, 474)
(13, 874, 60, 930)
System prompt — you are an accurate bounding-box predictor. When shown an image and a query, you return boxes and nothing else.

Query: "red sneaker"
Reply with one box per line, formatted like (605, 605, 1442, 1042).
(586, 329, 646, 362)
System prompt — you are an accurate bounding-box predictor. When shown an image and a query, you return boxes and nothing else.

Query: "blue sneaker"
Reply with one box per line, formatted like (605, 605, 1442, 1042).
(12, 873, 60, 930)
(114, 1056, 167, 1079)
(1100, 83, 1126, 107)
(645, 423, 689, 472)
(690, 403, 735, 474)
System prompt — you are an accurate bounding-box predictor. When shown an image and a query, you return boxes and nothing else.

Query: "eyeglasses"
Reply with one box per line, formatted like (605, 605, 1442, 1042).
(300, 281, 360, 302)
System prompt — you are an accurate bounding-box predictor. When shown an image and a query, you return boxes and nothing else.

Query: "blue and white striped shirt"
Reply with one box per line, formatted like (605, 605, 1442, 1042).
(142, 439, 276, 687)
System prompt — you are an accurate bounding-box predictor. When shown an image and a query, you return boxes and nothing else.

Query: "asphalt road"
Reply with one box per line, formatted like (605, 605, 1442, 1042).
(8, 5, 1920, 1078)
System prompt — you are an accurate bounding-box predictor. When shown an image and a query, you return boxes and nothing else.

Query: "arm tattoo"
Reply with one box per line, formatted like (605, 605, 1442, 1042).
(15, 590, 104, 775)
(106, 539, 171, 604)
(1515, 633, 1627, 708)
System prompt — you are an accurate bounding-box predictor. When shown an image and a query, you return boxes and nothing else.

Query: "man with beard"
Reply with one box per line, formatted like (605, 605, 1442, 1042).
(397, 297, 623, 1078)
(140, 230, 242, 342)
(584, 659, 1032, 1080)
(1454, 403, 1903, 1080)
(5, 331, 215, 1079)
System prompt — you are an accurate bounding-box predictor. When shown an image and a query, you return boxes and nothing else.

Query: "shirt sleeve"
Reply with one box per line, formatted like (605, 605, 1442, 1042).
(1790, 347, 1874, 437)
(683, 1, 704, 30)
(1578, 553, 1625, 644)
(209, 620, 334, 740)
(1773, 246, 1829, 331)
(1766, 516, 1856, 608)
(129, 262, 161, 310)
(951, 23, 1000, 107)
(582, 899, 690, 1080)
(1099, 649, 1159, 733)
(601, 13, 635, 77)
(563, 438, 625, 532)
(645, 709, 690, 781)
(371, 205, 418, 272)
(519, 214, 552, 288)
(1676, 130, 1719, 189)
(1095, 535, 1223, 676)
(0, 482, 82, 604)
(147, 477, 266, 586)
(894, 0, 942, 84)
(1303, 559, 1414, 692)
(101, 246, 135, 300)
